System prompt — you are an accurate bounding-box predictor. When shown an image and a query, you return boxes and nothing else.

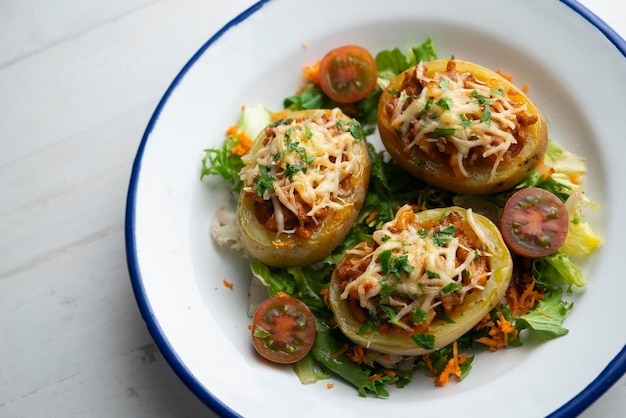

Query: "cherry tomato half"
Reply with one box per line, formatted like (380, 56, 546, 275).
(500, 187, 569, 258)
(318, 45, 378, 104)
(251, 295, 316, 364)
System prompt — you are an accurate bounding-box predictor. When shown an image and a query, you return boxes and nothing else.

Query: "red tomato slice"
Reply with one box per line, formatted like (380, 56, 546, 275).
(251, 295, 316, 364)
(500, 187, 569, 258)
(318, 45, 378, 104)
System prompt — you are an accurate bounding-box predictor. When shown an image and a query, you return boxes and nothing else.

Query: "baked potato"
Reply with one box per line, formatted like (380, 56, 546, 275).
(238, 108, 371, 268)
(378, 59, 548, 194)
(329, 205, 512, 356)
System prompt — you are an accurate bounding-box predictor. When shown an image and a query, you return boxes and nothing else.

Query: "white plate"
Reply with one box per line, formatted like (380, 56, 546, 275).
(125, 0, 626, 416)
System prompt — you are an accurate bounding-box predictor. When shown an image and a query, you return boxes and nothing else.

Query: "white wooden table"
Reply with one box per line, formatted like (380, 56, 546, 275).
(1, 0, 624, 416)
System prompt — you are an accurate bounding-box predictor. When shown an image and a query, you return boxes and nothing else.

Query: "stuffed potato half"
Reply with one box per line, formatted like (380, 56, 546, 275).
(378, 59, 548, 194)
(237, 108, 371, 268)
(329, 205, 513, 356)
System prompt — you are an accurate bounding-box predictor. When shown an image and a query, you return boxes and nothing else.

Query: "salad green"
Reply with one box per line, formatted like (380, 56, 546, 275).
(201, 39, 601, 396)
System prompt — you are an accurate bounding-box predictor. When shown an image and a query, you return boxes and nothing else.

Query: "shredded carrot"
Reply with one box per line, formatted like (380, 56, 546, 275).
(496, 69, 530, 92)
(434, 341, 463, 387)
(569, 173, 581, 185)
(423, 354, 436, 377)
(319, 288, 329, 307)
(226, 124, 238, 136)
(225, 123, 253, 156)
(365, 211, 378, 225)
(326, 383, 334, 389)
(476, 311, 519, 351)
(331, 343, 349, 360)
(474, 312, 492, 331)
(302, 60, 321, 85)
(222, 279, 234, 289)
(496, 69, 514, 82)
(506, 278, 545, 317)
(272, 109, 289, 120)
(275, 291, 290, 298)
(230, 131, 253, 156)
(369, 373, 383, 381)
(345, 344, 367, 364)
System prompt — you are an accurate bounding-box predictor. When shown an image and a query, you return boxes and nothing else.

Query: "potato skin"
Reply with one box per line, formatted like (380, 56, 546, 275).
(378, 59, 548, 195)
(329, 206, 513, 356)
(238, 109, 371, 268)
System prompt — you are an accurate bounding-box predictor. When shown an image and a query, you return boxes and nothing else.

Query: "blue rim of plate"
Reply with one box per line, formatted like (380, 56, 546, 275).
(125, 1, 626, 417)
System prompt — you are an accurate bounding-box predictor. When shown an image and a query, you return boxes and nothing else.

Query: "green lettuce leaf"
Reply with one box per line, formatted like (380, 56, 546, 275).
(249, 260, 328, 317)
(311, 322, 389, 397)
(545, 141, 587, 193)
(200, 104, 273, 190)
(375, 38, 437, 82)
(561, 191, 602, 256)
(532, 252, 587, 289)
(515, 288, 573, 337)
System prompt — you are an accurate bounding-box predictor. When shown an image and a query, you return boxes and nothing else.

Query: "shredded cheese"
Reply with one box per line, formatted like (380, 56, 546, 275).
(340, 205, 492, 321)
(390, 61, 532, 182)
(240, 108, 365, 236)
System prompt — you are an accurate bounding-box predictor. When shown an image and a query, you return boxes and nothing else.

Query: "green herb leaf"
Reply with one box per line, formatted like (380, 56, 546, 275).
(515, 288, 573, 337)
(532, 252, 587, 289)
(419, 99, 434, 117)
(481, 103, 492, 127)
(411, 38, 437, 63)
(433, 127, 456, 137)
(459, 113, 473, 128)
(435, 97, 452, 111)
(380, 305, 410, 330)
(411, 307, 428, 325)
(412, 333, 435, 350)
(252, 165, 274, 196)
(433, 225, 456, 246)
(284, 163, 306, 180)
(440, 282, 462, 294)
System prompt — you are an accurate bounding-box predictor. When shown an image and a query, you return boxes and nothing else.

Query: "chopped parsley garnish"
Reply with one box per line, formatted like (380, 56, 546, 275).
(440, 282, 463, 295)
(469, 91, 493, 126)
(284, 162, 307, 180)
(439, 78, 450, 91)
(435, 97, 452, 111)
(434, 127, 456, 137)
(412, 333, 435, 350)
(411, 307, 428, 324)
(380, 306, 410, 330)
(426, 270, 440, 279)
(378, 250, 414, 279)
(252, 164, 274, 196)
(459, 113, 473, 128)
(419, 99, 433, 117)
(481, 103, 492, 127)
(433, 225, 456, 246)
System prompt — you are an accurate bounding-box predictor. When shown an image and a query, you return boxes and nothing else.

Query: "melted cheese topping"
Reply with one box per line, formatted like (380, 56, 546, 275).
(340, 205, 492, 321)
(240, 108, 364, 235)
(391, 61, 531, 181)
